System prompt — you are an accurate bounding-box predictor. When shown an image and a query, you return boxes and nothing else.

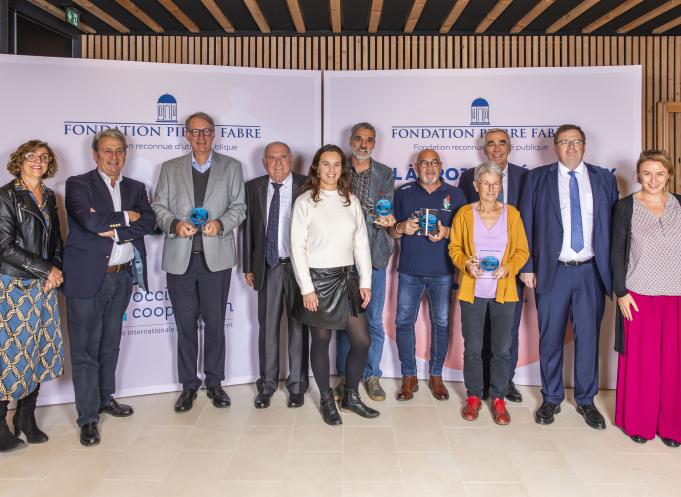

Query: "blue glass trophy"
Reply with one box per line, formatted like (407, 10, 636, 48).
(373, 194, 393, 222)
(477, 249, 504, 278)
(416, 208, 439, 236)
(190, 207, 208, 227)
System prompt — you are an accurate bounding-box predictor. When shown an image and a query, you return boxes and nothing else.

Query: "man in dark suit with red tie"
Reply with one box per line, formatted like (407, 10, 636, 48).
(458, 128, 528, 403)
(63, 129, 155, 446)
(243, 142, 309, 409)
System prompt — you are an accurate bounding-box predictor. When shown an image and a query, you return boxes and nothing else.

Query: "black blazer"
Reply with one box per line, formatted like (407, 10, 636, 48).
(243, 173, 305, 292)
(610, 192, 681, 354)
(62, 169, 155, 299)
(458, 162, 528, 208)
(0, 180, 63, 279)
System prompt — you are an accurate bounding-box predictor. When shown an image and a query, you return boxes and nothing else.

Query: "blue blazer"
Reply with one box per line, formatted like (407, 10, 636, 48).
(458, 162, 528, 208)
(63, 169, 155, 299)
(519, 162, 619, 295)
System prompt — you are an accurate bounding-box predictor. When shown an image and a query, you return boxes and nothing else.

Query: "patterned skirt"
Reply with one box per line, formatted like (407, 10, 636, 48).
(0, 274, 64, 401)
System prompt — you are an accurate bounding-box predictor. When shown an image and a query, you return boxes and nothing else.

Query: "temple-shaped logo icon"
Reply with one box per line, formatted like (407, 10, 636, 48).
(470, 97, 490, 125)
(156, 93, 178, 123)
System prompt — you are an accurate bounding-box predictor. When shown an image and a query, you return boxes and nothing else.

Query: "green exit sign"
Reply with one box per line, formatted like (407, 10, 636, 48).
(65, 7, 80, 28)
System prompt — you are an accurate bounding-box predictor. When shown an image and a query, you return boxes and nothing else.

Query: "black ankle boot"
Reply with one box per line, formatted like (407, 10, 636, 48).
(1, 401, 24, 452)
(320, 389, 342, 425)
(14, 385, 48, 444)
(340, 388, 380, 418)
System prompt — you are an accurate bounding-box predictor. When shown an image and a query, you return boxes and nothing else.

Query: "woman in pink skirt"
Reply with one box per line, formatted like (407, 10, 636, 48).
(611, 149, 681, 447)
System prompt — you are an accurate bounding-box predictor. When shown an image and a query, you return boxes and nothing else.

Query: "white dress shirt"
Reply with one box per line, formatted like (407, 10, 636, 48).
(99, 170, 134, 265)
(266, 173, 293, 258)
(557, 161, 594, 262)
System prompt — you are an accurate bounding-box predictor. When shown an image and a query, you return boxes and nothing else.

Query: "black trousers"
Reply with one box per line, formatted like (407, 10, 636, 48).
(256, 261, 309, 395)
(461, 297, 516, 399)
(67, 269, 133, 427)
(167, 253, 231, 391)
(482, 277, 524, 390)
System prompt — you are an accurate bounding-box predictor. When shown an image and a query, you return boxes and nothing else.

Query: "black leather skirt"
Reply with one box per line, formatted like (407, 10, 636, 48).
(294, 265, 364, 330)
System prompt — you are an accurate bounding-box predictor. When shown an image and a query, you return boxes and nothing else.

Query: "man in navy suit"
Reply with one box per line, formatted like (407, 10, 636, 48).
(458, 128, 528, 403)
(63, 129, 155, 446)
(519, 124, 618, 429)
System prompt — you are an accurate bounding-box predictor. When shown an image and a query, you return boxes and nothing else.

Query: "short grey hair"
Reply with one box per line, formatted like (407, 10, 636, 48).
(263, 141, 292, 157)
(185, 111, 215, 130)
(482, 128, 512, 148)
(92, 128, 127, 151)
(350, 122, 376, 139)
(473, 161, 503, 182)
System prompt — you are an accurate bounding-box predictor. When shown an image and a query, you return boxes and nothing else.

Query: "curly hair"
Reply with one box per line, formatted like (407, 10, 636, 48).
(300, 144, 351, 206)
(6, 139, 58, 179)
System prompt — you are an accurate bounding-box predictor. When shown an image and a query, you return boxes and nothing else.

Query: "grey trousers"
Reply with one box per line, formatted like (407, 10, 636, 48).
(460, 297, 516, 399)
(256, 261, 309, 395)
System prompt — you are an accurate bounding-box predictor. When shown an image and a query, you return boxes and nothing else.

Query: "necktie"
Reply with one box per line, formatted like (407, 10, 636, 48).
(266, 182, 282, 267)
(497, 175, 504, 202)
(568, 171, 584, 253)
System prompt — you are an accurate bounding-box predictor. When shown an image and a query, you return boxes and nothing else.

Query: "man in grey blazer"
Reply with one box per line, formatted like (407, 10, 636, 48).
(243, 142, 309, 409)
(152, 111, 246, 412)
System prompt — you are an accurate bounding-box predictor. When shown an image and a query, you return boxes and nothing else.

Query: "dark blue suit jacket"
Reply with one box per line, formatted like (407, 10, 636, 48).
(519, 162, 618, 296)
(63, 169, 155, 299)
(458, 162, 528, 207)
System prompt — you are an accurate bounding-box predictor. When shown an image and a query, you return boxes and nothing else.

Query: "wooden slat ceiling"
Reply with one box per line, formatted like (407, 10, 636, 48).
(28, 0, 681, 35)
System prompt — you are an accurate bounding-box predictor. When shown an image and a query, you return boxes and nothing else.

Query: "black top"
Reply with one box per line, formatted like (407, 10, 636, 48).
(610, 192, 681, 354)
(191, 167, 210, 252)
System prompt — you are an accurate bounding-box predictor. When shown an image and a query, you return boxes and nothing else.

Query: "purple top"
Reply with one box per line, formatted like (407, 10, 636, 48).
(473, 205, 508, 299)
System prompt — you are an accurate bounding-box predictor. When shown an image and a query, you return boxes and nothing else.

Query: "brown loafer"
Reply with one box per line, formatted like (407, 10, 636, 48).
(396, 376, 419, 401)
(428, 375, 449, 400)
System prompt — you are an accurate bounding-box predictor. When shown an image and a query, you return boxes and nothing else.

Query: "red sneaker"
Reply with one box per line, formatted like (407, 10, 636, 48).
(461, 396, 482, 421)
(492, 397, 511, 425)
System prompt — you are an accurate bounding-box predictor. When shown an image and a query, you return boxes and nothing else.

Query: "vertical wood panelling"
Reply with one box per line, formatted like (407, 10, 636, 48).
(81, 34, 680, 156)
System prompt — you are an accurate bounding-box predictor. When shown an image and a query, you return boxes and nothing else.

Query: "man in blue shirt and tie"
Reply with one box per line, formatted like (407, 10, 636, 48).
(520, 124, 618, 429)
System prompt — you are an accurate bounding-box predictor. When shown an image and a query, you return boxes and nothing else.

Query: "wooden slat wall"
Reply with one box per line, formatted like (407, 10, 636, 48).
(82, 34, 681, 183)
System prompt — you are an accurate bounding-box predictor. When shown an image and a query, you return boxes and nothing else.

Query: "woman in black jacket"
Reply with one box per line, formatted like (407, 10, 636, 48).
(611, 149, 681, 447)
(0, 140, 64, 452)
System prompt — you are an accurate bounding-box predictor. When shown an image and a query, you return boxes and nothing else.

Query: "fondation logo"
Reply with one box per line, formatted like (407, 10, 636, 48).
(470, 97, 490, 126)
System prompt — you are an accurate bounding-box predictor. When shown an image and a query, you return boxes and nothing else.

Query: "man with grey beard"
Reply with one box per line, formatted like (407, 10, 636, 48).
(334, 123, 395, 401)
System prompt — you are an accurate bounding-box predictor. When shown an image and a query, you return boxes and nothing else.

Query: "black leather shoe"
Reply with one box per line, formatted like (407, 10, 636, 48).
(505, 381, 523, 403)
(174, 389, 197, 413)
(535, 401, 561, 425)
(79, 422, 100, 446)
(661, 437, 680, 448)
(320, 389, 342, 425)
(576, 404, 606, 430)
(287, 393, 304, 408)
(206, 386, 231, 408)
(630, 435, 647, 444)
(340, 388, 379, 418)
(254, 392, 271, 409)
(99, 398, 134, 417)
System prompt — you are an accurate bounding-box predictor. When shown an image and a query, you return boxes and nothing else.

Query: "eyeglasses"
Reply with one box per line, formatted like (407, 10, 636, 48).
(188, 128, 214, 137)
(479, 181, 501, 190)
(24, 152, 51, 164)
(556, 139, 585, 147)
(417, 160, 441, 168)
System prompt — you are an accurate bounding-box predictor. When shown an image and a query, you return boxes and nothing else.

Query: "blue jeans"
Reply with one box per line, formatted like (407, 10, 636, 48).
(336, 268, 386, 379)
(395, 273, 453, 377)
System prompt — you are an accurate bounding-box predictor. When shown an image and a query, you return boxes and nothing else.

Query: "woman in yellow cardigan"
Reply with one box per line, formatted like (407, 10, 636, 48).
(449, 162, 529, 425)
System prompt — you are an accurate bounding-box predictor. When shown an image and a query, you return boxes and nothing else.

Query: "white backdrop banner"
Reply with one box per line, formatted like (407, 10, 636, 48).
(324, 66, 642, 388)
(0, 55, 322, 405)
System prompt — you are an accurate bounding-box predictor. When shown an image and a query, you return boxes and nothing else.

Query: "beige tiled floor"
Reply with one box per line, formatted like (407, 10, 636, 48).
(1, 379, 680, 497)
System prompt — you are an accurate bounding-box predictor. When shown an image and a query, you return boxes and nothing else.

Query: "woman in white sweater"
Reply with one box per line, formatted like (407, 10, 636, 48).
(290, 144, 378, 425)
